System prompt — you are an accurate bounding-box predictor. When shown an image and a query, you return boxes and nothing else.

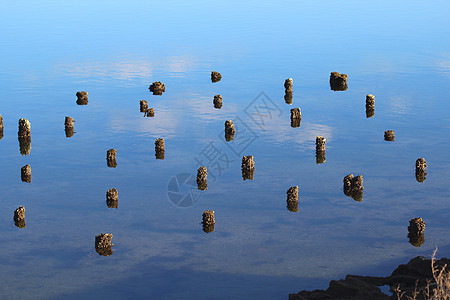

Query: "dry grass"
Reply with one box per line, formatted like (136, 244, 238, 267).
(394, 248, 450, 300)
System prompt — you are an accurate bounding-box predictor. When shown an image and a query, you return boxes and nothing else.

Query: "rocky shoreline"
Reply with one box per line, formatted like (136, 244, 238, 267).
(289, 256, 450, 300)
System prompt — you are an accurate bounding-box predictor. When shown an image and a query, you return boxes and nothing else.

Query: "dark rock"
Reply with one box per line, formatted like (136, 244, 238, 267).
(14, 206, 26, 229)
(106, 188, 118, 208)
(140, 100, 148, 112)
(343, 174, 364, 201)
(18, 136, 31, 156)
(287, 186, 299, 212)
(384, 130, 395, 141)
(106, 149, 117, 168)
(95, 233, 113, 256)
(213, 95, 223, 109)
(76, 91, 88, 105)
(290, 256, 450, 300)
(211, 71, 222, 83)
(21, 165, 31, 183)
(330, 72, 348, 91)
(197, 167, 207, 191)
(149, 81, 165, 95)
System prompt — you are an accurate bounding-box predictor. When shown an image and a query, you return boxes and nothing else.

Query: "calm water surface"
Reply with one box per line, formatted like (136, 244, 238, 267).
(1, 1, 450, 299)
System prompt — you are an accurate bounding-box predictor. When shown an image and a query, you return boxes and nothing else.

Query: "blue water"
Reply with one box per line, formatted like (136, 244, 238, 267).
(1, 1, 449, 299)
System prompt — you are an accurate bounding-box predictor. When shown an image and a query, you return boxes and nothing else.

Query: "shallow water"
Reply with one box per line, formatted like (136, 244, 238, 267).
(1, 1, 450, 299)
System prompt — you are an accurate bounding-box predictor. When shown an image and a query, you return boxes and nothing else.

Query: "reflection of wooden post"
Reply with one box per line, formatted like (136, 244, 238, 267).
(76, 91, 88, 105)
(365, 94, 375, 118)
(106, 149, 117, 168)
(213, 95, 223, 109)
(286, 186, 299, 212)
(211, 71, 222, 83)
(106, 188, 118, 208)
(21, 165, 31, 183)
(18, 136, 31, 156)
(202, 210, 215, 233)
(0, 114, 3, 140)
(155, 138, 165, 160)
(197, 167, 207, 191)
(415, 158, 427, 182)
(14, 206, 26, 228)
(384, 130, 395, 141)
(95, 233, 114, 256)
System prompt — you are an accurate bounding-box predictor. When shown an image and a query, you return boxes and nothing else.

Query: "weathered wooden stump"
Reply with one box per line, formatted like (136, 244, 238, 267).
(284, 78, 293, 93)
(286, 186, 299, 212)
(106, 188, 118, 208)
(211, 71, 222, 83)
(14, 206, 26, 228)
(18, 118, 31, 138)
(366, 94, 375, 107)
(144, 108, 155, 117)
(408, 217, 425, 247)
(21, 165, 31, 183)
(76, 91, 88, 105)
(415, 158, 427, 182)
(330, 72, 348, 91)
(343, 174, 364, 201)
(140, 100, 148, 112)
(202, 210, 215, 233)
(384, 130, 395, 141)
(106, 149, 117, 168)
(315, 136, 326, 151)
(197, 167, 208, 191)
(95, 233, 114, 256)
(155, 138, 165, 160)
(64, 116, 75, 138)
(213, 95, 223, 109)
(149, 81, 165, 95)
(241, 156, 255, 180)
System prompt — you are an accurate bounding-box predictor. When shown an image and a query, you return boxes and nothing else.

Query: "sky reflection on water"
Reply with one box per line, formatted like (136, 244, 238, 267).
(0, 0, 450, 299)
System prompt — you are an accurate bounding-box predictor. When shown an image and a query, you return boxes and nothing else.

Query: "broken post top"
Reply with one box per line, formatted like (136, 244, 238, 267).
(366, 94, 375, 105)
(408, 217, 425, 236)
(284, 78, 293, 92)
(211, 71, 222, 83)
(330, 72, 348, 91)
(415, 158, 427, 171)
(242, 155, 255, 170)
(155, 138, 165, 148)
(18, 118, 31, 137)
(149, 82, 165, 95)
(76, 91, 88, 105)
(290, 108, 301, 119)
(65, 116, 74, 126)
